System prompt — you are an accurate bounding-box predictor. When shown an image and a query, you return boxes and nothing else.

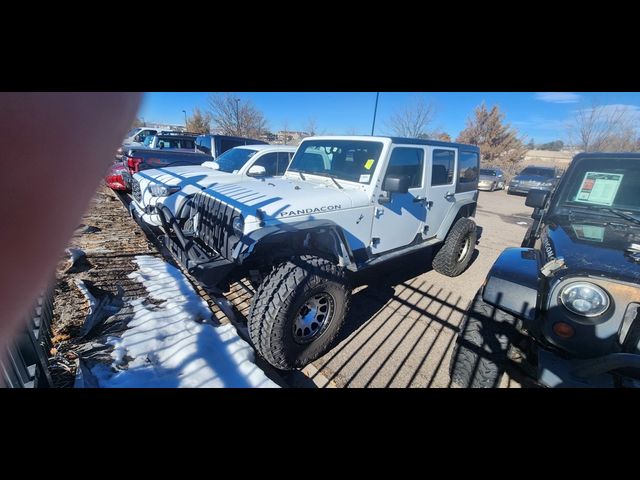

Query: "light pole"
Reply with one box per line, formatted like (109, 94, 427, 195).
(371, 92, 380, 136)
(235, 98, 240, 136)
(182, 110, 187, 129)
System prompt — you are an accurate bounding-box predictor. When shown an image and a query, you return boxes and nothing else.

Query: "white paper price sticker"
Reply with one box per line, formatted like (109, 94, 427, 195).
(574, 171, 623, 206)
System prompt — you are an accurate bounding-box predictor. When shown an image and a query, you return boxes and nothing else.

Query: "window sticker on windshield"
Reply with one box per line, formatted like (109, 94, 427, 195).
(571, 224, 605, 243)
(364, 159, 375, 170)
(359, 174, 371, 183)
(574, 171, 623, 206)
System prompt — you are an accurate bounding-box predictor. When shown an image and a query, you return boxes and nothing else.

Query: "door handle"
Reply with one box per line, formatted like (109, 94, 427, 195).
(413, 197, 433, 208)
(445, 192, 455, 200)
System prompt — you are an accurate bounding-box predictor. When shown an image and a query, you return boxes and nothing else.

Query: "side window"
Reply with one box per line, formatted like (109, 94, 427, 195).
(197, 136, 212, 155)
(385, 147, 424, 188)
(277, 152, 292, 175)
(457, 150, 479, 193)
(253, 152, 278, 176)
(432, 149, 455, 186)
(220, 139, 244, 155)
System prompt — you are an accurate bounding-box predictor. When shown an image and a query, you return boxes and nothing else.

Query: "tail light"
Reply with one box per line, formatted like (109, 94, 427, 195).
(127, 156, 143, 173)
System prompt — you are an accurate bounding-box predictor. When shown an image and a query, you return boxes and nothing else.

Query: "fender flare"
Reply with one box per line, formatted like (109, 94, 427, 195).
(482, 247, 542, 322)
(234, 219, 354, 267)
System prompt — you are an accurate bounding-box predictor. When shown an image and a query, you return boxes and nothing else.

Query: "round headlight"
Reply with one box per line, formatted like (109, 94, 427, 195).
(559, 282, 610, 317)
(232, 215, 244, 236)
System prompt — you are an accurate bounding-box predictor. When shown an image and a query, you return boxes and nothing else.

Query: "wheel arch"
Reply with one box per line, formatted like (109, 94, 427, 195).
(235, 219, 354, 268)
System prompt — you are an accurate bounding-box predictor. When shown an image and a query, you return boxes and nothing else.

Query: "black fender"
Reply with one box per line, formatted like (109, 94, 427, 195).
(234, 219, 354, 267)
(482, 247, 542, 322)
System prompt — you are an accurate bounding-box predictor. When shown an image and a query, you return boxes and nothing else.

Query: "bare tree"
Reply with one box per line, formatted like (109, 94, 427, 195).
(457, 102, 527, 178)
(568, 102, 639, 152)
(185, 107, 212, 134)
(208, 93, 268, 138)
(304, 117, 319, 136)
(386, 98, 437, 138)
(281, 119, 290, 144)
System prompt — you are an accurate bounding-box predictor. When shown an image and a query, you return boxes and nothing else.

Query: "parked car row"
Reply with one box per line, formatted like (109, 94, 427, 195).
(106, 127, 639, 388)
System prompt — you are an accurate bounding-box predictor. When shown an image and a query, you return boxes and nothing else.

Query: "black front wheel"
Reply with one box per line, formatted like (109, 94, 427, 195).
(449, 290, 517, 388)
(248, 255, 351, 370)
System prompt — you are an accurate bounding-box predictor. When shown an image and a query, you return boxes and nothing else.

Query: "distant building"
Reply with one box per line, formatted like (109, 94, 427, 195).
(274, 130, 309, 144)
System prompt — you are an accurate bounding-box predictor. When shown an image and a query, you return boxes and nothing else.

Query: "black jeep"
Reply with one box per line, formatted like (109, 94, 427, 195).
(450, 153, 640, 388)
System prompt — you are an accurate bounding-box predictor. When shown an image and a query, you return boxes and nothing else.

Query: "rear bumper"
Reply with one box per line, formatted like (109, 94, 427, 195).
(537, 349, 640, 388)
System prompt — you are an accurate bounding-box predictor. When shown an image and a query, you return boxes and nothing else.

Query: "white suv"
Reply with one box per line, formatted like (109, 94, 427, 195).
(129, 144, 296, 227)
(160, 136, 481, 370)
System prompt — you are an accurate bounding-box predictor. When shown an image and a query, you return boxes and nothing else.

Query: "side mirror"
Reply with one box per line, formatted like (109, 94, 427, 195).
(201, 161, 220, 170)
(247, 165, 267, 177)
(383, 174, 410, 194)
(525, 188, 550, 209)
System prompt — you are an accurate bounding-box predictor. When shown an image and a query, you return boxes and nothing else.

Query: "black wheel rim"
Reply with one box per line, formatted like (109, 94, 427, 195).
(293, 292, 335, 344)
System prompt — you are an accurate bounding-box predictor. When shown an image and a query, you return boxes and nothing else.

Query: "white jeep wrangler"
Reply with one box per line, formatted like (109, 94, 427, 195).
(160, 136, 481, 370)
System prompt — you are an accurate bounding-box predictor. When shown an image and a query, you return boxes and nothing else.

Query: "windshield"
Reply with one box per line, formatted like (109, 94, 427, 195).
(288, 139, 384, 184)
(480, 169, 497, 176)
(551, 157, 640, 214)
(214, 147, 258, 173)
(520, 167, 554, 177)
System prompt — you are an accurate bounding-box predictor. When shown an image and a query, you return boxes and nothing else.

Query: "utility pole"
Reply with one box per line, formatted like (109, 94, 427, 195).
(235, 98, 240, 136)
(371, 92, 380, 136)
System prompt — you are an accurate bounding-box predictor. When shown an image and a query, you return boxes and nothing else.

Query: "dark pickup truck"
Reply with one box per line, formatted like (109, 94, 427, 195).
(118, 134, 267, 191)
(120, 149, 211, 191)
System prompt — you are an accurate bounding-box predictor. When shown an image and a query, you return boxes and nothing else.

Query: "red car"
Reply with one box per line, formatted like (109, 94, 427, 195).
(105, 162, 129, 191)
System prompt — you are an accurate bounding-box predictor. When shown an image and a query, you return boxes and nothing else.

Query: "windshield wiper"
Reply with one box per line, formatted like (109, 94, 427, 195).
(606, 208, 640, 225)
(305, 171, 345, 189)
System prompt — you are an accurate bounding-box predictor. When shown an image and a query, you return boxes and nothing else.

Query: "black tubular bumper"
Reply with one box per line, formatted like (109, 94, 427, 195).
(158, 205, 235, 291)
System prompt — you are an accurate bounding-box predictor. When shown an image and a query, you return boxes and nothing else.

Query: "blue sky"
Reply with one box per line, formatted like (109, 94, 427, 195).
(138, 92, 640, 144)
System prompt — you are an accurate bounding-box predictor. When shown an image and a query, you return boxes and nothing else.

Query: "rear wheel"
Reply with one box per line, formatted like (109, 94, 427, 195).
(432, 217, 477, 277)
(449, 290, 516, 388)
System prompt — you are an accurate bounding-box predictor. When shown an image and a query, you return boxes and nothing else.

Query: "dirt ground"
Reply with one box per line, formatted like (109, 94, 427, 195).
(51, 185, 536, 388)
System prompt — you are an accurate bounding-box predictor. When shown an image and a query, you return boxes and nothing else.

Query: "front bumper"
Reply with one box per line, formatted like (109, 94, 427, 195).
(128, 199, 162, 226)
(508, 184, 551, 195)
(537, 348, 640, 387)
(478, 181, 497, 191)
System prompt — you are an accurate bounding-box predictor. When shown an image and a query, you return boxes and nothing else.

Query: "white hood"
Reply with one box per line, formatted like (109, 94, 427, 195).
(199, 177, 370, 223)
(135, 165, 233, 189)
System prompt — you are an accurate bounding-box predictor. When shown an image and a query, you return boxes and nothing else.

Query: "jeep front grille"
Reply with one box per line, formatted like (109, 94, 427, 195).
(193, 192, 240, 260)
(131, 179, 142, 203)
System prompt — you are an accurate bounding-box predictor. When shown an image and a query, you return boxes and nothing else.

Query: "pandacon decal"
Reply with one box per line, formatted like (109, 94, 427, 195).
(280, 205, 342, 218)
(542, 234, 555, 260)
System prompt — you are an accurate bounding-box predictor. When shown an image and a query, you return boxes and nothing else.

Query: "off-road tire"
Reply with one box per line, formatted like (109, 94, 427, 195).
(432, 217, 477, 277)
(248, 255, 351, 370)
(449, 291, 516, 388)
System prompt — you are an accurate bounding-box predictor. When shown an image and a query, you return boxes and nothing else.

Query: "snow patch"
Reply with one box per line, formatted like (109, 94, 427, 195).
(92, 255, 278, 388)
(75, 279, 98, 317)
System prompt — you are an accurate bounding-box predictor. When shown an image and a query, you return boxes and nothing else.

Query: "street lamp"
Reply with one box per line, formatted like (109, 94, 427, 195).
(182, 110, 187, 129)
(371, 92, 380, 136)
(235, 98, 240, 135)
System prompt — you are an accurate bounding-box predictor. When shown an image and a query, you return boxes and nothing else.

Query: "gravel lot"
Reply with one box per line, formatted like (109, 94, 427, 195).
(51, 186, 535, 388)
